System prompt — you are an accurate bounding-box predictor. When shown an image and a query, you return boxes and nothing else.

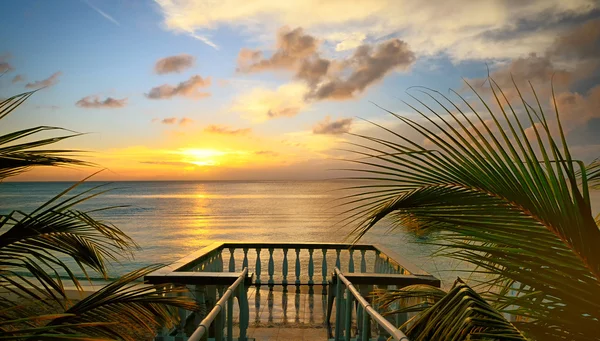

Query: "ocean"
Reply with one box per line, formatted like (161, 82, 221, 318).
(0, 181, 439, 281)
(3, 181, 598, 286)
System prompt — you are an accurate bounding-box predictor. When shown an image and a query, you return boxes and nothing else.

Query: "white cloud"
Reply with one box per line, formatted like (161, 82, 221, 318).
(232, 82, 309, 122)
(154, 0, 597, 61)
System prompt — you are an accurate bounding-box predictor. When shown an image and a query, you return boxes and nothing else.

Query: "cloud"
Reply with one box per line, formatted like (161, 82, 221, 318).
(549, 18, 600, 61)
(254, 150, 279, 156)
(146, 75, 211, 99)
(76, 95, 128, 108)
(154, 54, 195, 74)
(237, 27, 318, 72)
(11, 74, 24, 83)
(313, 116, 353, 134)
(237, 28, 415, 101)
(83, 0, 120, 26)
(0, 54, 13, 73)
(161, 117, 177, 124)
(555, 85, 600, 131)
(154, 0, 598, 61)
(25, 72, 62, 89)
(139, 161, 196, 166)
(156, 117, 194, 125)
(306, 39, 415, 100)
(204, 125, 252, 135)
(467, 17, 600, 101)
(232, 82, 308, 121)
(179, 117, 194, 126)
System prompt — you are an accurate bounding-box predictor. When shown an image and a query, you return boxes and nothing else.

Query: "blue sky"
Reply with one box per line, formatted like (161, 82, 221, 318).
(2, 0, 600, 180)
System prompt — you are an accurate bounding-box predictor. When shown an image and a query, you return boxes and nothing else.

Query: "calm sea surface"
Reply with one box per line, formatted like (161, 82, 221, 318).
(0, 181, 440, 280)
(2, 181, 599, 286)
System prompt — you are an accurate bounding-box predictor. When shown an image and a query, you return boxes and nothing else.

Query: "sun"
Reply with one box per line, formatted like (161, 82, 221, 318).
(179, 148, 226, 166)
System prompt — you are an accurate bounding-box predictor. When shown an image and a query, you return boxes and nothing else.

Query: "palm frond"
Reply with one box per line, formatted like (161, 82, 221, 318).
(43, 266, 199, 341)
(401, 279, 527, 341)
(342, 79, 600, 340)
(0, 92, 90, 180)
(0, 176, 136, 304)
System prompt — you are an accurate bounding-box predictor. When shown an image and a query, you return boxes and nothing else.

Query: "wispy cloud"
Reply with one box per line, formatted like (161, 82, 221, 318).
(11, 74, 24, 83)
(204, 124, 252, 135)
(83, 0, 120, 26)
(232, 82, 308, 122)
(76, 95, 128, 108)
(25, 72, 62, 89)
(146, 75, 211, 100)
(155, 0, 598, 61)
(0, 54, 13, 74)
(155, 117, 195, 126)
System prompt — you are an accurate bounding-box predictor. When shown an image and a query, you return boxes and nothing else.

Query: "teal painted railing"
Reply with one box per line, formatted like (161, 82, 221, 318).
(333, 268, 409, 341)
(327, 268, 441, 341)
(145, 242, 439, 340)
(187, 268, 249, 341)
(171, 242, 421, 292)
(145, 270, 252, 341)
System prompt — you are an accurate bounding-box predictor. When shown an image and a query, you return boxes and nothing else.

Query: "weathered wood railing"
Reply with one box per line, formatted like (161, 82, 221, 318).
(167, 242, 423, 292)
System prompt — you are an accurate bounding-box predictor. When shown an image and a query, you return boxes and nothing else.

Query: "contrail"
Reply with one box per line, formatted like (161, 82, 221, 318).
(83, 0, 120, 26)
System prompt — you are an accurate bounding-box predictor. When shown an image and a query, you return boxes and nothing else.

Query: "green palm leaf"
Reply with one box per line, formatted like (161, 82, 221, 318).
(342, 80, 600, 340)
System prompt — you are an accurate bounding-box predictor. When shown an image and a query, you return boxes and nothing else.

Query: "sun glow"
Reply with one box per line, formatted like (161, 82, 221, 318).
(178, 148, 227, 166)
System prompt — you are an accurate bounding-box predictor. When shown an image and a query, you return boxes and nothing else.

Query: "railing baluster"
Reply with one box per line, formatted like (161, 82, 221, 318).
(295, 248, 301, 289)
(282, 248, 289, 288)
(322, 249, 328, 288)
(218, 251, 224, 272)
(228, 248, 235, 272)
(334, 276, 343, 341)
(215, 286, 224, 341)
(255, 248, 262, 287)
(349, 249, 355, 273)
(345, 287, 352, 341)
(268, 248, 275, 288)
(360, 250, 367, 273)
(308, 249, 315, 286)
(375, 250, 381, 273)
(242, 247, 249, 270)
(361, 304, 370, 341)
(227, 294, 233, 341)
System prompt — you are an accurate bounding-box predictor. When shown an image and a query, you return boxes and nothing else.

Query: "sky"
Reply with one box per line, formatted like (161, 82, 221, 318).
(1, 0, 600, 181)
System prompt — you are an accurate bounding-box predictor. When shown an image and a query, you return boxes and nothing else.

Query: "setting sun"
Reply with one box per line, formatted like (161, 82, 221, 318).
(178, 148, 228, 166)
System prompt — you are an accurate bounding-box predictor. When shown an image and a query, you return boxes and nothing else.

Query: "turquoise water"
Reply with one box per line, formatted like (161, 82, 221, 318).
(0, 181, 438, 280)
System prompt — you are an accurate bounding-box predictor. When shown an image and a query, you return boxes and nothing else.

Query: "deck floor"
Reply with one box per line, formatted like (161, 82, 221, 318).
(230, 286, 329, 341)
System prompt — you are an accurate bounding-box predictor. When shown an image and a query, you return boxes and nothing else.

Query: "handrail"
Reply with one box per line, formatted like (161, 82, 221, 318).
(335, 267, 409, 341)
(188, 268, 249, 341)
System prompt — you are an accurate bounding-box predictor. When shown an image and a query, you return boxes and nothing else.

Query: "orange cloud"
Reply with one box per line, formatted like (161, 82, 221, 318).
(204, 125, 252, 135)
